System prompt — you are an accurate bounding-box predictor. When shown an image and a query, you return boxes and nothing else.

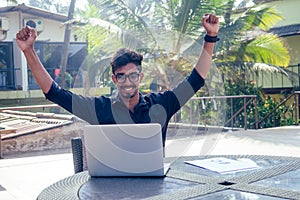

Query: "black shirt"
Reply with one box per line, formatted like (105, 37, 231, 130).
(45, 69, 205, 145)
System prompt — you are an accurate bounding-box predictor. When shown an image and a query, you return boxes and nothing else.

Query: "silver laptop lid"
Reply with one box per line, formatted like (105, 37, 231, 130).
(84, 123, 166, 177)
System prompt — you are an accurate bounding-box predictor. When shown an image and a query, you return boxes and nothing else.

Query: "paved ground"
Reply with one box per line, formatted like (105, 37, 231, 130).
(1, 126, 300, 200)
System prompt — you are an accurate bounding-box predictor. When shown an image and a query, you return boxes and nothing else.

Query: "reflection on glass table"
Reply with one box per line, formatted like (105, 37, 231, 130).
(254, 168, 300, 192)
(196, 190, 282, 200)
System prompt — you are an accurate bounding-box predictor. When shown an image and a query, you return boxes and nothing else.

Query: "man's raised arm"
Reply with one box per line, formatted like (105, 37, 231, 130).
(16, 26, 53, 93)
(195, 14, 220, 79)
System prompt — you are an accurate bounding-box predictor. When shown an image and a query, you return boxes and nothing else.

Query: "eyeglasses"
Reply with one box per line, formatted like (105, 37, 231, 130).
(114, 72, 140, 83)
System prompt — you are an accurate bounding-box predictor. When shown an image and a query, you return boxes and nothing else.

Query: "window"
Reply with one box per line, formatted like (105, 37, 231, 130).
(29, 42, 87, 89)
(0, 42, 18, 90)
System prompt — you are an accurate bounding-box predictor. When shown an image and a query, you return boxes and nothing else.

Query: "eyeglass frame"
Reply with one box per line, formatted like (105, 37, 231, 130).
(114, 72, 141, 83)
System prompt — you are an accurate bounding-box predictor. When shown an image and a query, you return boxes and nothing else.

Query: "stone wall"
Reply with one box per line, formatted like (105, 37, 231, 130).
(1, 121, 88, 156)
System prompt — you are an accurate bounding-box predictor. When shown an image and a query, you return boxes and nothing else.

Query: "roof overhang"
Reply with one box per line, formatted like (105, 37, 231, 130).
(0, 3, 68, 22)
(269, 24, 300, 37)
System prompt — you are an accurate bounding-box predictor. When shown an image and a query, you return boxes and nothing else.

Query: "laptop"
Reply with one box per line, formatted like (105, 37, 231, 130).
(83, 123, 170, 177)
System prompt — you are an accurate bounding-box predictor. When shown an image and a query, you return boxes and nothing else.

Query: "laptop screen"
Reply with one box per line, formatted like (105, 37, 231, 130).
(83, 123, 167, 176)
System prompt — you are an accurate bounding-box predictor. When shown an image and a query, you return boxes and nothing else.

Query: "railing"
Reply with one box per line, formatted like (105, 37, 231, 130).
(256, 91, 300, 128)
(177, 91, 300, 130)
(3, 92, 299, 130)
(172, 95, 258, 130)
(1, 95, 259, 130)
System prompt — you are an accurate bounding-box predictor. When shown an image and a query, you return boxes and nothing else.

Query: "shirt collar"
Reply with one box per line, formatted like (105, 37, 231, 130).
(111, 91, 122, 104)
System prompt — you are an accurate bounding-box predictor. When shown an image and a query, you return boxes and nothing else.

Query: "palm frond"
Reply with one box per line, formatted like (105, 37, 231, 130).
(243, 33, 290, 67)
(237, 5, 283, 31)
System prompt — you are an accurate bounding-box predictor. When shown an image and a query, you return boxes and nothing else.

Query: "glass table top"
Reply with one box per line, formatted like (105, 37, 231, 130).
(254, 168, 300, 192)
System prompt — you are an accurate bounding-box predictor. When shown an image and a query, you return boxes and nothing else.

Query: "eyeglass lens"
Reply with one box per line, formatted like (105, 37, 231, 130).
(115, 73, 139, 82)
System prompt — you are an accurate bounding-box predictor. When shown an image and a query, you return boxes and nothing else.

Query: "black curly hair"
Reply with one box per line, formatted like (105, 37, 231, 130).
(110, 48, 143, 75)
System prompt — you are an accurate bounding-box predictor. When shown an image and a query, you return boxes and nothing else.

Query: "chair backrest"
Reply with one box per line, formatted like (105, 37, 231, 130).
(71, 137, 83, 173)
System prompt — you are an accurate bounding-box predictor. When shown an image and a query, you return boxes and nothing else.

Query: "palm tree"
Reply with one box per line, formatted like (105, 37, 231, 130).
(214, 2, 290, 83)
(75, 0, 290, 90)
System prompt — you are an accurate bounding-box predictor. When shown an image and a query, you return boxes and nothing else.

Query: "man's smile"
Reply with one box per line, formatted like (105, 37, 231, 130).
(121, 85, 136, 91)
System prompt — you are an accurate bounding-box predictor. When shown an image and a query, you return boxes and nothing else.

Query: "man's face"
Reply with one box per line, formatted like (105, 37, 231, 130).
(112, 63, 144, 99)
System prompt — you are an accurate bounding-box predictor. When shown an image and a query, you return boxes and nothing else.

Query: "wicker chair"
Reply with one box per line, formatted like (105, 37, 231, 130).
(71, 137, 83, 173)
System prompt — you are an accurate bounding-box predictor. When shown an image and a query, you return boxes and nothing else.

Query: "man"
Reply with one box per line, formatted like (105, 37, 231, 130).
(16, 14, 220, 146)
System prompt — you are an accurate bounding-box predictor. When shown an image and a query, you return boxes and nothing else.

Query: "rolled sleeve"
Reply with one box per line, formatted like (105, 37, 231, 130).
(187, 68, 205, 92)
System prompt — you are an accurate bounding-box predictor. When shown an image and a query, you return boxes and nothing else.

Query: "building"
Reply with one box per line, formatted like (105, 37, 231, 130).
(0, 3, 87, 104)
(259, 0, 300, 93)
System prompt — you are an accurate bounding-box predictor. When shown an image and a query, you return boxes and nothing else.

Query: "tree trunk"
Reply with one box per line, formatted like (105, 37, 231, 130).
(60, 0, 76, 88)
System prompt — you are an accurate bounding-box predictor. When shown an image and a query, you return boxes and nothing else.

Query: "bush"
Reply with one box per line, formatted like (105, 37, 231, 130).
(224, 79, 294, 129)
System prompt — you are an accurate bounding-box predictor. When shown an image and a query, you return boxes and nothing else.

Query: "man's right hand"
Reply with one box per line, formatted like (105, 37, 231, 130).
(15, 26, 54, 93)
(16, 26, 37, 52)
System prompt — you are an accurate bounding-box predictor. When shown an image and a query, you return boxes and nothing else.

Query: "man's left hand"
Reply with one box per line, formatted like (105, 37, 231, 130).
(202, 14, 220, 36)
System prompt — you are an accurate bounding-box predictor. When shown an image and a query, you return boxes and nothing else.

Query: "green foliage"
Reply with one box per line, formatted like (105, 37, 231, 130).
(225, 78, 260, 128)
(214, 3, 290, 68)
(258, 95, 294, 128)
(238, 6, 283, 31)
(238, 33, 290, 67)
(224, 79, 295, 129)
(75, 0, 291, 90)
(73, 0, 293, 129)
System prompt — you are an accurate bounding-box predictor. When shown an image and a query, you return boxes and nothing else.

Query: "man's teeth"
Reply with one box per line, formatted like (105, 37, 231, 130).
(124, 87, 134, 90)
